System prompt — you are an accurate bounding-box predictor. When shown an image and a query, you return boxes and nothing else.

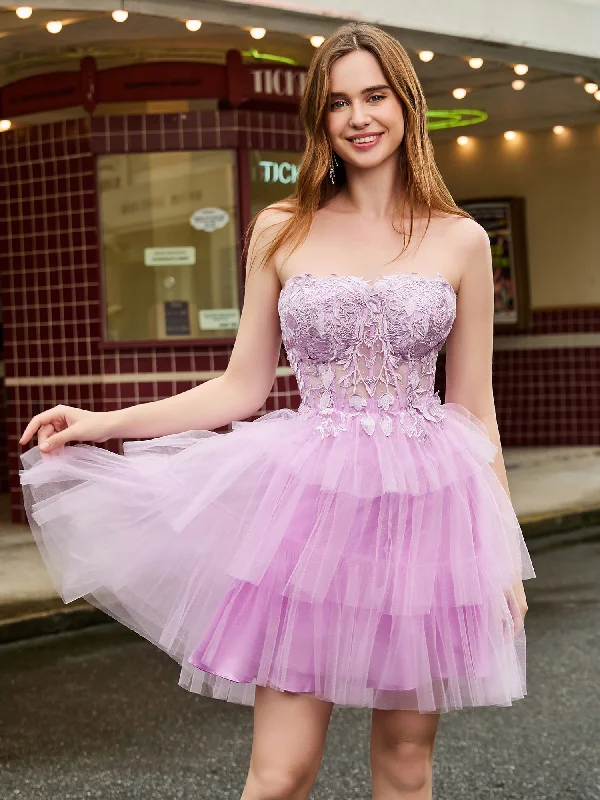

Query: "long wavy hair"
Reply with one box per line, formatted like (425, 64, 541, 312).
(245, 22, 470, 274)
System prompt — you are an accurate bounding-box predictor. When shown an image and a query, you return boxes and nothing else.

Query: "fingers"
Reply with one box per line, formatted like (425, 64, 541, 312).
(504, 588, 526, 638)
(37, 423, 55, 451)
(19, 407, 64, 446)
(19, 417, 41, 446)
(513, 615, 524, 636)
(40, 424, 79, 453)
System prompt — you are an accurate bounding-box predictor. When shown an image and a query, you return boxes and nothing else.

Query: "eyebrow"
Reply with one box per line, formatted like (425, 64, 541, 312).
(329, 84, 391, 98)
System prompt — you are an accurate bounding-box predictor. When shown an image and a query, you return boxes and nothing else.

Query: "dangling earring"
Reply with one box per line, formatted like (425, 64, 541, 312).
(329, 151, 338, 185)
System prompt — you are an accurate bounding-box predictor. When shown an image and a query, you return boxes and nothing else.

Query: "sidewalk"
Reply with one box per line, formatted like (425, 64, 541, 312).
(2, 445, 600, 643)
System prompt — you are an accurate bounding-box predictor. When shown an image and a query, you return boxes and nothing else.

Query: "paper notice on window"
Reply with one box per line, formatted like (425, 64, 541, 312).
(199, 308, 240, 330)
(144, 247, 196, 266)
(190, 207, 230, 232)
(164, 301, 191, 336)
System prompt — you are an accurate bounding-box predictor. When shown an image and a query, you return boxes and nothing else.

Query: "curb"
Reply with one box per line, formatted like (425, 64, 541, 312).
(1, 506, 599, 647)
(0, 604, 111, 647)
(520, 505, 600, 538)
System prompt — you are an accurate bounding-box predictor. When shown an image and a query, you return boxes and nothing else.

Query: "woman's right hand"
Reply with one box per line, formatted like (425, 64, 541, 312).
(19, 405, 116, 454)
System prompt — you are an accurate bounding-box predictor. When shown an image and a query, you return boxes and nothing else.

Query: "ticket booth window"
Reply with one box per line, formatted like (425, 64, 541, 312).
(99, 150, 239, 342)
(249, 150, 303, 218)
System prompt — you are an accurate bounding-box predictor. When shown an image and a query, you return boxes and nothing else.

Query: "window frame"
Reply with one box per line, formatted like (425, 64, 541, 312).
(97, 145, 247, 350)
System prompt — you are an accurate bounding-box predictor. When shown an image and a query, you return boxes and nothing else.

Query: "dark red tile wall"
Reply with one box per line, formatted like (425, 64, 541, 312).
(491, 345, 600, 446)
(0, 110, 598, 524)
(0, 377, 8, 493)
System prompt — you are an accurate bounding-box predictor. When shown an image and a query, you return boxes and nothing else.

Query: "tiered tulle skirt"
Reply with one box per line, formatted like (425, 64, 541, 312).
(19, 402, 535, 713)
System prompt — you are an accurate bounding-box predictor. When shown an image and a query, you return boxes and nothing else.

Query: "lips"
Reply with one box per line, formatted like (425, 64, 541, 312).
(347, 132, 384, 150)
(348, 133, 384, 142)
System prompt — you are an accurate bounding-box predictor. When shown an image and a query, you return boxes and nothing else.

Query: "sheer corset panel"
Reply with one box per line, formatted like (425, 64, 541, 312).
(277, 272, 457, 439)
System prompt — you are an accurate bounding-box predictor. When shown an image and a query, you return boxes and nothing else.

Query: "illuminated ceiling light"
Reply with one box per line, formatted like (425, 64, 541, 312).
(452, 88, 468, 99)
(46, 20, 63, 34)
(418, 50, 434, 62)
(185, 19, 202, 31)
(595, 90, 600, 101)
(457, 135, 470, 146)
(584, 82, 598, 94)
(514, 64, 528, 75)
(468, 57, 483, 69)
(250, 27, 266, 39)
(310, 35, 325, 48)
(0, 120, 12, 132)
(512, 79, 526, 90)
(504, 130, 517, 140)
(553, 125, 565, 135)
(112, 10, 129, 22)
(15, 6, 33, 19)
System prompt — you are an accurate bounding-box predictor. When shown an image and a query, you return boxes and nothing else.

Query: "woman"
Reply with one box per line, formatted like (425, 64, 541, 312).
(20, 22, 535, 800)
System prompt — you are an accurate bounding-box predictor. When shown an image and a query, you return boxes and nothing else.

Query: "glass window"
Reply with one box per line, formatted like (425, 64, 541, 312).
(99, 150, 239, 342)
(249, 149, 303, 218)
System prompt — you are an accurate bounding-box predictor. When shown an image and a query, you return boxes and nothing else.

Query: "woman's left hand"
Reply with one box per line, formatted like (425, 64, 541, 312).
(507, 579, 528, 635)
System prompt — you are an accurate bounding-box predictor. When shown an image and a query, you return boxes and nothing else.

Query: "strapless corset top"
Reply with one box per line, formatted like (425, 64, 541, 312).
(277, 272, 457, 439)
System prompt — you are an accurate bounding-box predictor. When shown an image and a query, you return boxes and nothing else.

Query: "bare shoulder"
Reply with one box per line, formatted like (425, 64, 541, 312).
(246, 202, 295, 278)
(254, 201, 295, 234)
(434, 214, 489, 251)
(437, 215, 491, 288)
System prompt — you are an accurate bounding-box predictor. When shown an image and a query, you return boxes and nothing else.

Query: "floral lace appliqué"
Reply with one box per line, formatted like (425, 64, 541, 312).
(278, 273, 456, 440)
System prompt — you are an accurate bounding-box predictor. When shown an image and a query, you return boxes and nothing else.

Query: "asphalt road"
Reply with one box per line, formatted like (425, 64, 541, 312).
(1, 527, 599, 800)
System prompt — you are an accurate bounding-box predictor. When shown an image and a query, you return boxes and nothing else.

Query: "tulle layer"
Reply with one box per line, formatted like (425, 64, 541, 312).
(19, 402, 535, 713)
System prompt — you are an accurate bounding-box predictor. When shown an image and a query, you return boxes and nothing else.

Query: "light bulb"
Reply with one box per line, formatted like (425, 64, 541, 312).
(512, 79, 525, 91)
(469, 57, 483, 69)
(15, 6, 33, 19)
(595, 90, 600, 101)
(185, 19, 202, 31)
(584, 82, 598, 94)
(514, 64, 528, 75)
(553, 126, 565, 135)
(112, 10, 128, 22)
(310, 35, 325, 48)
(452, 88, 467, 99)
(46, 20, 63, 34)
(418, 50, 434, 62)
(504, 130, 517, 140)
(0, 120, 12, 132)
(250, 27, 266, 39)
(457, 136, 470, 146)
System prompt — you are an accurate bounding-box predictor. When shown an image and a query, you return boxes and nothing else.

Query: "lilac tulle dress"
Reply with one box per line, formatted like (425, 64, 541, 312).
(20, 272, 536, 713)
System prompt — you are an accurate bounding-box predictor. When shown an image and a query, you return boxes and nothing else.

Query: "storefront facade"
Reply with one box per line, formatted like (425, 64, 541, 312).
(1, 7, 599, 523)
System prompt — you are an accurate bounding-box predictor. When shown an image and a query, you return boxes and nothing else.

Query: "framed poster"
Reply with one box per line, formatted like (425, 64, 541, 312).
(459, 197, 531, 330)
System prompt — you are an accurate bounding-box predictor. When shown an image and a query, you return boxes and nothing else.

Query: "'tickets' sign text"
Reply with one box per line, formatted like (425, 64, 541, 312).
(249, 68, 307, 102)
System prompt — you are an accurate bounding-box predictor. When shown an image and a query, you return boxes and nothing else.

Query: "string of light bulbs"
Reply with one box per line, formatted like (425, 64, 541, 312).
(6, 7, 600, 117)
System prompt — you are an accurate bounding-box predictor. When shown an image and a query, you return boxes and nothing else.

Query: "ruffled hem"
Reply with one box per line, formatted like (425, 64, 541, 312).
(19, 401, 535, 713)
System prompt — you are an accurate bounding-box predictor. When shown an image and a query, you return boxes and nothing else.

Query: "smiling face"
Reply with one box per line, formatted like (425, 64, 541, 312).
(325, 49, 405, 172)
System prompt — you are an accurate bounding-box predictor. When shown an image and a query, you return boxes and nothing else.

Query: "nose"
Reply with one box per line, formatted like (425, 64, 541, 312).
(349, 102, 372, 129)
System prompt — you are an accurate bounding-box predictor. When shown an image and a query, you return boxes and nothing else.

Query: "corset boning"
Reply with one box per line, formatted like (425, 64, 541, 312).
(277, 272, 457, 439)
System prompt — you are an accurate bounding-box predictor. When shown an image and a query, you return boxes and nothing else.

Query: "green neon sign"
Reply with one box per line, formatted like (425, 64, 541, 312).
(426, 109, 488, 130)
(242, 49, 297, 65)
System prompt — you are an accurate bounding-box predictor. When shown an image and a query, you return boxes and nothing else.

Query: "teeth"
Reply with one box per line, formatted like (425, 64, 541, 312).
(352, 134, 380, 144)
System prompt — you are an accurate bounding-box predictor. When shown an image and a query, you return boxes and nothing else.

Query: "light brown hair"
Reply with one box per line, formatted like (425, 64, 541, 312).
(245, 21, 470, 274)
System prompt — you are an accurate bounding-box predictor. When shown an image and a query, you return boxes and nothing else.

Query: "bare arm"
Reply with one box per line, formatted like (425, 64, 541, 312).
(110, 209, 285, 439)
(444, 220, 511, 498)
(444, 219, 529, 626)
(20, 207, 287, 450)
